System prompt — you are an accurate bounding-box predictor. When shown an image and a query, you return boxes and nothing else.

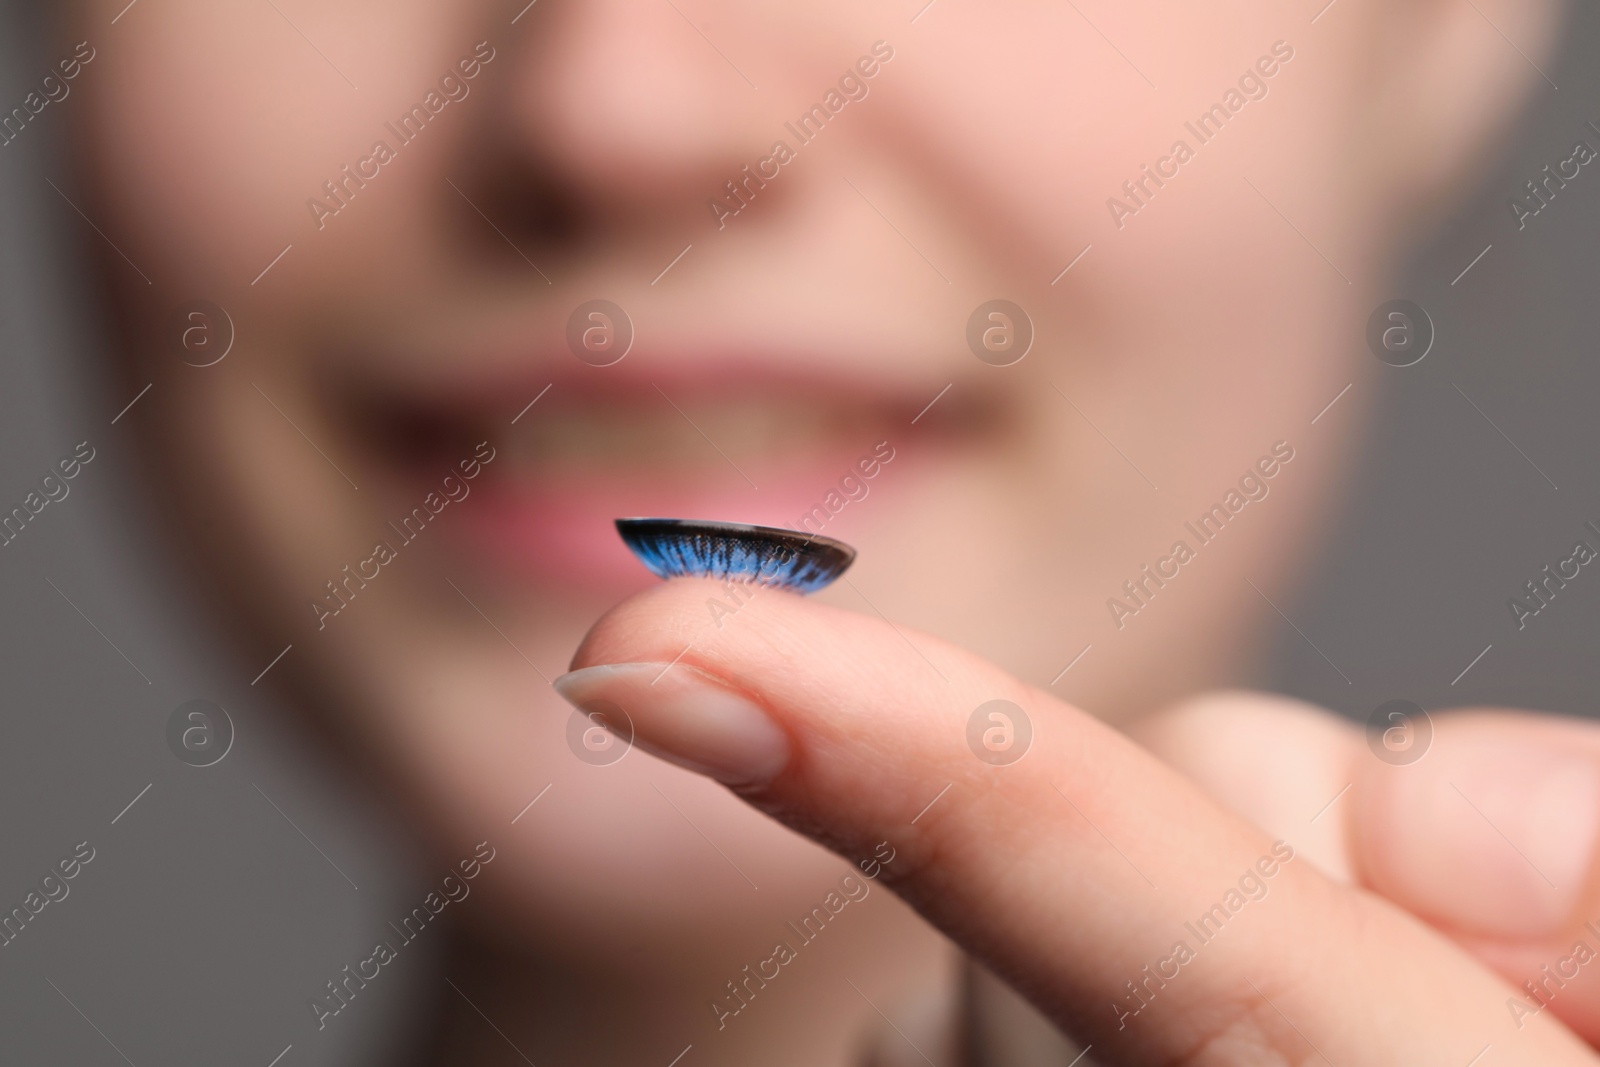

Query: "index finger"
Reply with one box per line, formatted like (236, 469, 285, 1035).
(556, 578, 1597, 1065)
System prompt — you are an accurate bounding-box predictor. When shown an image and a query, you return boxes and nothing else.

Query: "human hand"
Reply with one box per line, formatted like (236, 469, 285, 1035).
(1133, 692, 1600, 1047)
(554, 579, 1598, 1064)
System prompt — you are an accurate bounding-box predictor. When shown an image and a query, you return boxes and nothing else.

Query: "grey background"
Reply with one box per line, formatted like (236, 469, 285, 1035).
(1264, 5, 1600, 719)
(0, 5, 433, 1065)
(0, 1, 1597, 1064)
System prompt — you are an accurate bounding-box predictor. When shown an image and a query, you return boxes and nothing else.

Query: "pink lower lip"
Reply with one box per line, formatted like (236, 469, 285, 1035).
(445, 461, 893, 592)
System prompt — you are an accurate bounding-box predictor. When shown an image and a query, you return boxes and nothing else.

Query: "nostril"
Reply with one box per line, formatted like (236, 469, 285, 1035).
(451, 153, 596, 257)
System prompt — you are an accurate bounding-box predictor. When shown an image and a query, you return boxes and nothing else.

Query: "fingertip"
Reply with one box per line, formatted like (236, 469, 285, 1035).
(566, 576, 730, 670)
(553, 660, 793, 787)
(1353, 710, 1600, 941)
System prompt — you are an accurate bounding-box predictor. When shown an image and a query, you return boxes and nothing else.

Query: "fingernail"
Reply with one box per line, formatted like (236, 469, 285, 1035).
(552, 662, 790, 787)
(1370, 733, 1600, 938)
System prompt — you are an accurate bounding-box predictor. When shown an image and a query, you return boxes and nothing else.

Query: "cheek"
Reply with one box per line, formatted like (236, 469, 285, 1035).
(856, 6, 1292, 267)
(855, 0, 1359, 365)
(73, 0, 458, 287)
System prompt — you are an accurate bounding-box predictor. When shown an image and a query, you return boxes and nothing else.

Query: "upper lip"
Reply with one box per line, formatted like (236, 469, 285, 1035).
(333, 340, 970, 417)
(319, 279, 985, 408)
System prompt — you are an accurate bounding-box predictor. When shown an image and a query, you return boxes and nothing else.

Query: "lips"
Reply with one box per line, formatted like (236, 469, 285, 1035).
(337, 356, 997, 592)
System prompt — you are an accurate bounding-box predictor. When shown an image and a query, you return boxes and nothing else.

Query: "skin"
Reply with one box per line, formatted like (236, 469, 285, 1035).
(561, 582, 1600, 1063)
(54, 0, 1591, 1061)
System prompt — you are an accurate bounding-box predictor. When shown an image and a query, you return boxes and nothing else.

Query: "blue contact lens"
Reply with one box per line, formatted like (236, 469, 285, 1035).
(615, 519, 855, 594)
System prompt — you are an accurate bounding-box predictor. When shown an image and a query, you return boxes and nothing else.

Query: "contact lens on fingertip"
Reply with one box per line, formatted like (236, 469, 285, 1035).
(615, 518, 855, 594)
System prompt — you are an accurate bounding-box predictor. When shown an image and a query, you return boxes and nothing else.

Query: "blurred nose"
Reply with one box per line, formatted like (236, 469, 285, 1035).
(468, 0, 773, 244)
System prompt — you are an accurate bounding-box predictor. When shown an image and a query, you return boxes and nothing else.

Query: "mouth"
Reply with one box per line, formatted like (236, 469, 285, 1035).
(336, 354, 1001, 593)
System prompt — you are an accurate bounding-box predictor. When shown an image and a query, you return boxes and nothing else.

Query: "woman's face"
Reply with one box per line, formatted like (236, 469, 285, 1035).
(67, 0, 1428, 959)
